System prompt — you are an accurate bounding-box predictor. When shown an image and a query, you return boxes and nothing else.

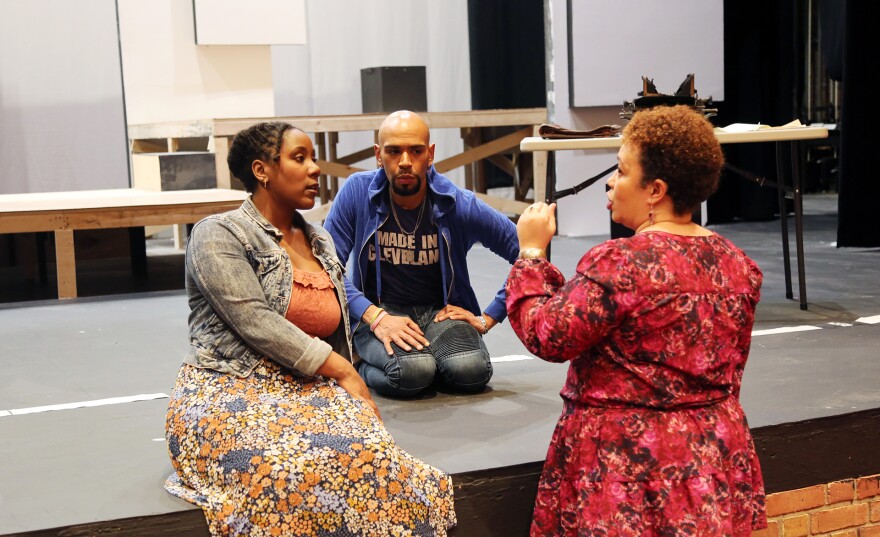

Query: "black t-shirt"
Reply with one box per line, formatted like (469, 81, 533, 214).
(365, 196, 443, 307)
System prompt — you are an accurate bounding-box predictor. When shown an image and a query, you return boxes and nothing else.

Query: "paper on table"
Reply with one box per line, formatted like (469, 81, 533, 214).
(717, 119, 805, 133)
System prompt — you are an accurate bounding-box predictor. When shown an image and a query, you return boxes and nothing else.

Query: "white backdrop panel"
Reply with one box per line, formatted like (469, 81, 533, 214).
(569, 0, 724, 107)
(193, 0, 307, 45)
(271, 0, 471, 185)
(0, 0, 129, 194)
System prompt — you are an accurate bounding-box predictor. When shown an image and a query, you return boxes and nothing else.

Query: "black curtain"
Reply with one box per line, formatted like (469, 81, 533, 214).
(467, 0, 545, 110)
(836, 1, 880, 247)
(818, 0, 844, 82)
(709, 0, 804, 223)
(467, 0, 546, 189)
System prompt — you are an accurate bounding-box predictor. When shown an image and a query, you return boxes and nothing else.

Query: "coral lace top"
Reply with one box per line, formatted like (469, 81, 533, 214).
(285, 269, 341, 339)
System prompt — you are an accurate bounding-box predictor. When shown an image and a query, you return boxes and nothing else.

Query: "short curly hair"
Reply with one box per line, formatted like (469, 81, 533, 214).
(226, 122, 296, 193)
(622, 105, 724, 215)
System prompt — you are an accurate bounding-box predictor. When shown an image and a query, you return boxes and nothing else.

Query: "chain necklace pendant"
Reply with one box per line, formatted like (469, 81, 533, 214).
(389, 189, 427, 236)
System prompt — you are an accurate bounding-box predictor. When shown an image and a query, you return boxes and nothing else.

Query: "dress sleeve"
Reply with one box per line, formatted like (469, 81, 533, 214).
(505, 243, 624, 363)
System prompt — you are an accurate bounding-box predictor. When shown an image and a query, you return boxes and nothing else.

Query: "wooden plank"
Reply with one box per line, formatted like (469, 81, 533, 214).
(173, 224, 187, 250)
(316, 133, 329, 203)
(213, 136, 232, 189)
(127, 119, 214, 140)
(337, 146, 375, 166)
(54, 229, 77, 299)
(461, 127, 476, 191)
(519, 127, 830, 152)
(421, 108, 546, 130)
(434, 127, 531, 174)
(486, 154, 516, 177)
(60, 203, 243, 231)
(0, 189, 246, 213)
(0, 213, 66, 234)
(0, 201, 243, 236)
(327, 131, 339, 199)
(301, 202, 331, 223)
(316, 160, 366, 180)
(131, 154, 162, 191)
(211, 108, 547, 136)
(531, 125, 547, 203)
(475, 193, 530, 216)
(130, 139, 169, 154)
(0, 191, 247, 232)
(213, 114, 389, 136)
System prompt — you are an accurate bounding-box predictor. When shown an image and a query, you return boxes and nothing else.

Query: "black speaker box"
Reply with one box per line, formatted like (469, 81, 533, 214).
(361, 66, 427, 114)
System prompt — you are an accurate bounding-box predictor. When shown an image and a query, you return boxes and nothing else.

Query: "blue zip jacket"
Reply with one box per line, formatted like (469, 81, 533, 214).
(324, 166, 520, 327)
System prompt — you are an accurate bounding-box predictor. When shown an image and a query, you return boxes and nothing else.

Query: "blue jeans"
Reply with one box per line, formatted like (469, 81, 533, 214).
(354, 304, 493, 398)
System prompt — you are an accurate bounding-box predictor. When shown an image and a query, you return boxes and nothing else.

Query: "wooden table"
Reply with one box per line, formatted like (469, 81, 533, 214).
(129, 108, 548, 220)
(0, 188, 248, 299)
(520, 126, 830, 309)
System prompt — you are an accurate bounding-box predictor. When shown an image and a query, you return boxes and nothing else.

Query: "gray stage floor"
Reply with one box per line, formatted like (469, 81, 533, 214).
(1, 194, 879, 534)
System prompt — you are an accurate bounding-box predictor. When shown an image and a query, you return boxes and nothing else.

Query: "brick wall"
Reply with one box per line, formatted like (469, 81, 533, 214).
(752, 474, 880, 536)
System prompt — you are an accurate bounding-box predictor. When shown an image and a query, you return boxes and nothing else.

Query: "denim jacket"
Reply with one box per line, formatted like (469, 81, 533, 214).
(183, 198, 352, 378)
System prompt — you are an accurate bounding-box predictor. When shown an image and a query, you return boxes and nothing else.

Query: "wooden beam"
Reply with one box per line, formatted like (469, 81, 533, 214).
(327, 132, 339, 199)
(337, 147, 375, 166)
(316, 133, 329, 203)
(127, 119, 214, 140)
(486, 153, 516, 177)
(475, 193, 530, 216)
(60, 204, 244, 230)
(213, 137, 232, 189)
(209, 108, 547, 137)
(54, 229, 77, 299)
(434, 127, 531, 174)
(130, 139, 168, 154)
(0, 212, 66, 234)
(531, 125, 548, 203)
(316, 160, 366, 179)
(301, 202, 332, 223)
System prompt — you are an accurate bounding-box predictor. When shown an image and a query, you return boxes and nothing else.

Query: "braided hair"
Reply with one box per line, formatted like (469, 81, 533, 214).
(226, 122, 296, 192)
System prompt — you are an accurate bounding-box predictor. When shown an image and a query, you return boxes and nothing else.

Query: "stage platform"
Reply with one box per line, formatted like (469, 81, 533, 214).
(1, 194, 878, 536)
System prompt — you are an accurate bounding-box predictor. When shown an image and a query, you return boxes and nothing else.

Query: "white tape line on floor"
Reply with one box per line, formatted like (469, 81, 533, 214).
(0, 393, 169, 417)
(490, 354, 534, 363)
(751, 325, 823, 337)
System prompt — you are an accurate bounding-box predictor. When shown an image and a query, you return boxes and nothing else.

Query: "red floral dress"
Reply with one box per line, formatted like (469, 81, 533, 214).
(506, 232, 767, 537)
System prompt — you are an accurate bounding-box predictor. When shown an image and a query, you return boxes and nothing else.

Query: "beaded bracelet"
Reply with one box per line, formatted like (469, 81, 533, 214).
(369, 310, 388, 332)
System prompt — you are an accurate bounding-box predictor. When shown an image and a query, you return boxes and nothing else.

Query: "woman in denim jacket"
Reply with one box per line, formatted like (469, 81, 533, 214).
(164, 122, 456, 536)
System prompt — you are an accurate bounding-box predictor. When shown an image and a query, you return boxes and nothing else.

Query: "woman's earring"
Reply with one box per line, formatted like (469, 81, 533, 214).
(648, 203, 655, 226)
(260, 178, 269, 190)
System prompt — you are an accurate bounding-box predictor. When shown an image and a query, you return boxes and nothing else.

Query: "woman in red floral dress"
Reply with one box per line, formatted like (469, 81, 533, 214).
(507, 105, 767, 536)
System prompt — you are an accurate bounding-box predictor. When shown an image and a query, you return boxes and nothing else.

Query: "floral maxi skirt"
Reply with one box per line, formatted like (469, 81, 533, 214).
(165, 361, 456, 536)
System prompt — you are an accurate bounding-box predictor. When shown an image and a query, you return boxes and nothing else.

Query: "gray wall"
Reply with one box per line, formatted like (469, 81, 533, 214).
(0, 0, 129, 194)
(271, 0, 472, 184)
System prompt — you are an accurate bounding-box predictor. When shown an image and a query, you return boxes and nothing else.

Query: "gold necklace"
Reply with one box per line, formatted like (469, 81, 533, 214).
(389, 189, 427, 236)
